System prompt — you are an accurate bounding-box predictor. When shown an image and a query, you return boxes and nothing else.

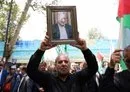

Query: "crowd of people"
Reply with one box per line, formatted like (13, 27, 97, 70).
(0, 35, 130, 92)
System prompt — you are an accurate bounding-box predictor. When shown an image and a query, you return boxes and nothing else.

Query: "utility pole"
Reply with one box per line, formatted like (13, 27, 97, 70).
(2, 0, 13, 63)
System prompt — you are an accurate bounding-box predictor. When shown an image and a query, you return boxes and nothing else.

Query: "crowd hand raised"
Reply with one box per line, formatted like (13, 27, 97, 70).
(109, 49, 122, 68)
(70, 38, 88, 51)
(39, 35, 56, 51)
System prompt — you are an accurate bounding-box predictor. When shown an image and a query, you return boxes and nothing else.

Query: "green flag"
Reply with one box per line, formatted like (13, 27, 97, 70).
(117, 0, 130, 70)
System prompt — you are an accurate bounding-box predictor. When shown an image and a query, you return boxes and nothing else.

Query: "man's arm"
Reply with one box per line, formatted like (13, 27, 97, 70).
(99, 49, 122, 92)
(71, 38, 98, 82)
(27, 49, 51, 84)
(27, 35, 56, 85)
(76, 49, 98, 82)
(99, 67, 119, 92)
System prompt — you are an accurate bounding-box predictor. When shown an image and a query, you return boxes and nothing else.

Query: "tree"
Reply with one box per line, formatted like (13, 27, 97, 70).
(6, 0, 33, 61)
(30, 0, 59, 14)
(88, 28, 104, 40)
(1, 0, 59, 62)
(87, 28, 105, 46)
(0, 0, 19, 41)
(0, 0, 29, 62)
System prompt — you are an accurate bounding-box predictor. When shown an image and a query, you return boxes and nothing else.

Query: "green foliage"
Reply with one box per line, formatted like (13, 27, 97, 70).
(1, 0, 60, 61)
(0, 0, 59, 41)
(30, 0, 59, 14)
(88, 28, 104, 40)
(0, 0, 7, 40)
(0, 0, 28, 41)
(87, 28, 105, 46)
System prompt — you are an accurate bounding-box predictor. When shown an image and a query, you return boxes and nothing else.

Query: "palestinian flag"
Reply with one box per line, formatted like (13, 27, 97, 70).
(117, 0, 130, 70)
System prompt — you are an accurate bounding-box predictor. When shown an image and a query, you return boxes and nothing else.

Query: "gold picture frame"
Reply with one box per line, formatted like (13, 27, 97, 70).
(46, 6, 78, 44)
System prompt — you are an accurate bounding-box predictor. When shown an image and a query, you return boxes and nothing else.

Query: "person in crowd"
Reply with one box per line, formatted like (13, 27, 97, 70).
(99, 45, 130, 92)
(17, 65, 38, 92)
(70, 62, 78, 74)
(47, 64, 56, 74)
(0, 61, 8, 91)
(27, 35, 98, 92)
(16, 68, 21, 75)
(3, 65, 19, 92)
(79, 62, 87, 70)
(36, 62, 47, 92)
(38, 62, 47, 71)
(52, 12, 73, 40)
(11, 66, 22, 92)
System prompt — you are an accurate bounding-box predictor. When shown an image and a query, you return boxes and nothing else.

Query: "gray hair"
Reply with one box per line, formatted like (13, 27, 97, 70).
(55, 53, 70, 64)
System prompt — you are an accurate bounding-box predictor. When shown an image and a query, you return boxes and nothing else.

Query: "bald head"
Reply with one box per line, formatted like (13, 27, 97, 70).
(55, 53, 70, 64)
(55, 53, 70, 76)
(57, 12, 68, 26)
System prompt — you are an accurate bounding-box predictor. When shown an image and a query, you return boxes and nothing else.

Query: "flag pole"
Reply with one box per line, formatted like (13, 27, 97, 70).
(117, 17, 127, 70)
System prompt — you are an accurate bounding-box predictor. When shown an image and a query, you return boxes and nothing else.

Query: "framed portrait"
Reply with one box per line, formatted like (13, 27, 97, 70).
(46, 6, 78, 44)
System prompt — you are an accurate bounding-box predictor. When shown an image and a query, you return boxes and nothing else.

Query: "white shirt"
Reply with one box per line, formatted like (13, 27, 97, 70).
(58, 24, 68, 39)
(17, 74, 28, 92)
(0, 69, 3, 83)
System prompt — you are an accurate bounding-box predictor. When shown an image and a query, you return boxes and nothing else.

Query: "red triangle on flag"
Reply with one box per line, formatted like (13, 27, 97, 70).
(118, 0, 130, 18)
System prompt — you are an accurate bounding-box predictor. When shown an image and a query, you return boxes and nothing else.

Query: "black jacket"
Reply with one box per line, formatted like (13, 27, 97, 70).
(27, 49, 98, 92)
(99, 67, 130, 92)
(52, 24, 73, 40)
(74, 75, 99, 92)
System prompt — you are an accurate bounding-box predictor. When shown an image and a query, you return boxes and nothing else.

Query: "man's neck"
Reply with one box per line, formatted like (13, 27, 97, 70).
(58, 24, 65, 27)
(58, 74, 68, 81)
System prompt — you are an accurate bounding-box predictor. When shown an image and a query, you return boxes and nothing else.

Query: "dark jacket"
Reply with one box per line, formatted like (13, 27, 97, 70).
(99, 67, 130, 92)
(74, 75, 99, 92)
(52, 24, 73, 40)
(0, 69, 8, 87)
(27, 49, 98, 92)
(17, 74, 37, 92)
(11, 73, 22, 92)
